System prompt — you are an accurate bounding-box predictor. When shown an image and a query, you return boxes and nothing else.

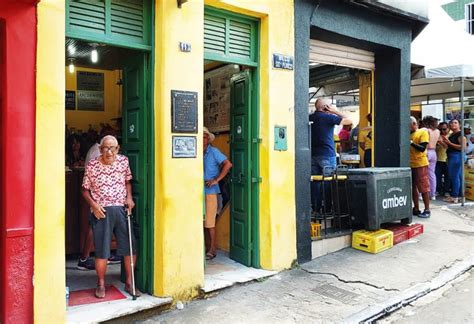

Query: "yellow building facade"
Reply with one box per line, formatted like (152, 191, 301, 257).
(34, 1, 295, 322)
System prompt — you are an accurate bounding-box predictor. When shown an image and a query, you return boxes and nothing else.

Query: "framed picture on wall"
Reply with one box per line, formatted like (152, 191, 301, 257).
(172, 136, 197, 158)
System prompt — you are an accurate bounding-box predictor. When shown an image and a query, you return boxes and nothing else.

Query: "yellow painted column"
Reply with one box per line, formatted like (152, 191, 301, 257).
(204, 0, 297, 270)
(35, 1, 66, 323)
(153, 0, 205, 299)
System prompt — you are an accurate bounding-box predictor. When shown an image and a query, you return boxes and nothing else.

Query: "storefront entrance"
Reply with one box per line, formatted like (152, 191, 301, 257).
(203, 7, 261, 284)
(64, 37, 154, 312)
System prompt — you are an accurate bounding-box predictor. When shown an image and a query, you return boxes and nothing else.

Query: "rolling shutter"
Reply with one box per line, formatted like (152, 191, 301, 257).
(66, 0, 150, 47)
(310, 39, 374, 70)
(204, 9, 257, 65)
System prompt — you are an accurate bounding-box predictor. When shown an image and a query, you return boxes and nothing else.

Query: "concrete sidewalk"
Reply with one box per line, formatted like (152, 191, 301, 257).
(136, 202, 473, 323)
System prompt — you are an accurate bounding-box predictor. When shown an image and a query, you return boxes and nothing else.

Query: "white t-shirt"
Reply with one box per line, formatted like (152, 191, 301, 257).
(85, 143, 101, 165)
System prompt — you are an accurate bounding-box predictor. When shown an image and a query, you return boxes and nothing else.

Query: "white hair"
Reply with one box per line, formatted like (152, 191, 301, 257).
(100, 135, 118, 146)
(410, 116, 417, 124)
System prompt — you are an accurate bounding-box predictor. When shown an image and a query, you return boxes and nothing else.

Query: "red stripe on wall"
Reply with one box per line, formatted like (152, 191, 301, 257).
(0, 2, 37, 323)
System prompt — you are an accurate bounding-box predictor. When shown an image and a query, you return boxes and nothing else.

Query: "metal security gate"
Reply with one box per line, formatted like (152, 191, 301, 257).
(309, 39, 374, 70)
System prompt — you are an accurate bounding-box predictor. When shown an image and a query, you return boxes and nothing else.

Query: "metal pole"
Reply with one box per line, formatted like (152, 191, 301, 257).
(460, 77, 465, 206)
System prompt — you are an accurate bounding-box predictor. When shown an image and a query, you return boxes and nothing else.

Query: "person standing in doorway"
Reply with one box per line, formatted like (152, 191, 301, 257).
(358, 113, 373, 167)
(410, 116, 431, 218)
(82, 135, 139, 298)
(77, 130, 122, 271)
(421, 116, 440, 200)
(338, 119, 353, 153)
(441, 119, 467, 203)
(310, 98, 350, 213)
(436, 122, 450, 197)
(203, 127, 232, 260)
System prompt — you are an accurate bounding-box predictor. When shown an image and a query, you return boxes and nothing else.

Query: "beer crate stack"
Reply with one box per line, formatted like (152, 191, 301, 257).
(352, 223, 424, 254)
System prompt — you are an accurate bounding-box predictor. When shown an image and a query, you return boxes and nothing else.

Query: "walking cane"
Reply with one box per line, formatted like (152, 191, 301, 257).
(126, 209, 137, 300)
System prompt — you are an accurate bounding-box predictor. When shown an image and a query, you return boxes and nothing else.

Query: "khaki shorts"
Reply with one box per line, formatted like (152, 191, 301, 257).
(204, 194, 218, 228)
(412, 166, 430, 194)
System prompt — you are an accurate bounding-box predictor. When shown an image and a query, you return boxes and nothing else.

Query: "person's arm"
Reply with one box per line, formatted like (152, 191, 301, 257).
(82, 189, 106, 219)
(437, 137, 448, 149)
(445, 135, 467, 151)
(205, 160, 233, 187)
(410, 141, 428, 152)
(324, 105, 351, 126)
(125, 181, 135, 215)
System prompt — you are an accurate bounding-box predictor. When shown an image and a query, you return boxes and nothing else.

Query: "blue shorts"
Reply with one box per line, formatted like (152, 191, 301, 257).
(89, 206, 137, 259)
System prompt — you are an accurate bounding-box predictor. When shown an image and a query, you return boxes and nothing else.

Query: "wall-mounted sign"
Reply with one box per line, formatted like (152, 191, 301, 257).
(77, 71, 104, 111)
(273, 53, 294, 70)
(179, 42, 192, 52)
(77, 71, 104, 91)
(65, 90, 76, 110)
(172, 136, 197, 158)
(77, 90, 104, 111)
(171, 90, 198, 133)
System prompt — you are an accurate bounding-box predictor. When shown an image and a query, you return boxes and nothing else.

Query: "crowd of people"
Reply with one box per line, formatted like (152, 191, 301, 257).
(410, 115, 469, 220)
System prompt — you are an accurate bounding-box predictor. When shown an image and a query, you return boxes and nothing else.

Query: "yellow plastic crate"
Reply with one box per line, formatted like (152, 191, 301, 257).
(352, 229, 393, 254)
(311, 222, 321, 239)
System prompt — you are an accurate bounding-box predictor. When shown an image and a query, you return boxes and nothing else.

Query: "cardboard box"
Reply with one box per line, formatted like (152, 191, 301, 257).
(352, 229, 393, 254)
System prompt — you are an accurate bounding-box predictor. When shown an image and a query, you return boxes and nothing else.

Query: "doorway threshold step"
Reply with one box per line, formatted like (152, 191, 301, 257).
(202, 251, 278, 293)
(67, 287, 172, 323)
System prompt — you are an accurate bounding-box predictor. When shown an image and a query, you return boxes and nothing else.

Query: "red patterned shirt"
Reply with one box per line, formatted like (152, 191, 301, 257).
(82, 155, 133, 207)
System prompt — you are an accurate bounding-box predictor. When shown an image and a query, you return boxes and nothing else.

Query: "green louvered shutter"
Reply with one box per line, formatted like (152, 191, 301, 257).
(68, 0, 106, 36)
(204, 8, 258, 66)
(66, 0, 151, 49)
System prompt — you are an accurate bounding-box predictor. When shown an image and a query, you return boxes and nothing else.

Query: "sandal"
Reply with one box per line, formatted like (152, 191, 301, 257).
(124, 285, 142, 297)
(206, 252, 216, 260)
(95, 285, 106, 299)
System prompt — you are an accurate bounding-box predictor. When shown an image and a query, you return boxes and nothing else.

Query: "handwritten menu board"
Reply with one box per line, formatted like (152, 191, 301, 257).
(171, 90, 198, 133)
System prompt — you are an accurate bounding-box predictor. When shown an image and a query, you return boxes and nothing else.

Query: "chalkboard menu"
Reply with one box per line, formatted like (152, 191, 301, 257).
(171, 90, 198, 133)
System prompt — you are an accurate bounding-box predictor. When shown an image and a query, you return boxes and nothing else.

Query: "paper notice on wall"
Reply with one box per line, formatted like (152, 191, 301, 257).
(204, 64, 240, 133)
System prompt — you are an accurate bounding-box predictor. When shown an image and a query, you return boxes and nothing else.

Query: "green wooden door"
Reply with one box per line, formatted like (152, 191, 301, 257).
(230, 71, 252, 266)
(121, 53, 151, 292)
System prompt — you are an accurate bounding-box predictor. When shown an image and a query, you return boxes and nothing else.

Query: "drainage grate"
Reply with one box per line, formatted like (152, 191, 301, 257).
(312, 284, 359, 303)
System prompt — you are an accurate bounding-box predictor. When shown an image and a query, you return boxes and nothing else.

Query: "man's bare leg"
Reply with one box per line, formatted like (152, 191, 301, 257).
(95, 258, 107, 298)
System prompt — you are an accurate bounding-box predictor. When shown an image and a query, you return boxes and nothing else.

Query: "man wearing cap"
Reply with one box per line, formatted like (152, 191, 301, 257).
(203, 127, 232, 260)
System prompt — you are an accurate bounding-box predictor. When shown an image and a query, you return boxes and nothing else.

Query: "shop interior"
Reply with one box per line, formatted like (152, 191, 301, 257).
(202, 61, 275, 291)
(64, 38, 150, 308)
(308, 61, 373, 239)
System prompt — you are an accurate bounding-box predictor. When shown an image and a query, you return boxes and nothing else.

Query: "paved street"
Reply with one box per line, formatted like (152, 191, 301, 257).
(130, 203, 474, 324)
(381, 270, 473, 323)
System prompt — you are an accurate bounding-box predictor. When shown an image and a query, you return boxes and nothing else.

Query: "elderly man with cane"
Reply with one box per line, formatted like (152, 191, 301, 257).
(82, 135, 140, 299)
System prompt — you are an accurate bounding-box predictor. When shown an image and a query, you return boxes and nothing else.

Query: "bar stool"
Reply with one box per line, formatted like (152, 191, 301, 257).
(310, 165, 351, 237)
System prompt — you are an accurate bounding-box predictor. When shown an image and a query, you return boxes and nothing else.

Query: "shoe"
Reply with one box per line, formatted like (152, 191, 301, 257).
(125, 285, 142, 297)
(431, 196, 437, 201)
(412, 208, 421, 216)
(107, 255, 122, 264)
(206, 252, 216, 260)
(77, 258, 95, 270)
(443, 197, 459, 203)
(419, 210, 431, 218)
(95, 285, 106, 298)
(444, 192, 451, 197)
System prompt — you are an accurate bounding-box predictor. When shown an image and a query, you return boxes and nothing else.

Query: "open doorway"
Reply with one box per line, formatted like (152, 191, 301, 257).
(64, 38, 153, 309)
(308, 62, 374, 240)
(202, 62, 272, 292)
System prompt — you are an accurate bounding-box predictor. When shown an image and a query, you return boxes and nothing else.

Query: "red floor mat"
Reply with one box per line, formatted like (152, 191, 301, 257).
(69, 285, 127, 307)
